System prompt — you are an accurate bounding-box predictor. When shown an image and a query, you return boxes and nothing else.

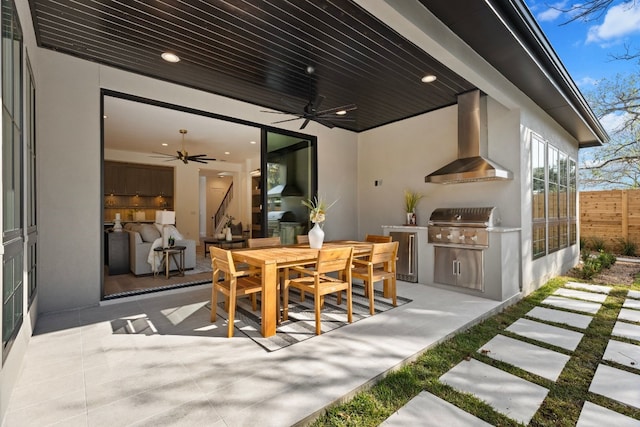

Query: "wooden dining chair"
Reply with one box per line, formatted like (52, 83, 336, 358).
(351, 241, 399, 315)
(296, 234, 309, 244)
(247, 236, 282, 248)
(209, 246, 276, 338)
(365, 234, 392, 243)
(283, 246, 354, 335)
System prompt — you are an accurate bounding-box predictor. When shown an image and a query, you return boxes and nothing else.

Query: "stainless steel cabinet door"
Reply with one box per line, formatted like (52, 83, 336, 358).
(456, 248, 483, 291)
(434, 246, 456, 286)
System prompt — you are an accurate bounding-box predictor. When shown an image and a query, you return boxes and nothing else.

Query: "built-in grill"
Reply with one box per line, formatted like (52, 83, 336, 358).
(427, 207, 499, 248)
(428, 207, 500, 292)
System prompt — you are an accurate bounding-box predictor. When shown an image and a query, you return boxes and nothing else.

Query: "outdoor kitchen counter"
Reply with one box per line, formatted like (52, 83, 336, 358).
(382, 224, 522, 302)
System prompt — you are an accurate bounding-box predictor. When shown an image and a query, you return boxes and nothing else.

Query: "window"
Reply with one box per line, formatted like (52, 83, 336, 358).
(2, 0, 24, 361)
(26, 56, 36, 305)
(531, 133, 576, 260)
(532, 135, 546, 259)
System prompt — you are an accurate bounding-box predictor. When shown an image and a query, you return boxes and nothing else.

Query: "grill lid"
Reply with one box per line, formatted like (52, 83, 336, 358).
(429, 207, 499, 228)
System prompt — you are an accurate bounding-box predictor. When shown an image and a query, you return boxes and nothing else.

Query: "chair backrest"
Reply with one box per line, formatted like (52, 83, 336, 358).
(316, 246, 354, 276)
(296, 234, 309, 244)
(369, 241, 399, 271)
(209, 246, 236, 276)
(247, 236, 281, 248)
(365, 234, 392, 243)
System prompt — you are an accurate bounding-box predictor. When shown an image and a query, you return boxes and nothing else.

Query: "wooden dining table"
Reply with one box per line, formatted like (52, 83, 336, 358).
(231, 240, 373, 337)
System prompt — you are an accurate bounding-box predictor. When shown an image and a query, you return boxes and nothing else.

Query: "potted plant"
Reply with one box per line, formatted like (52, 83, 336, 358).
(404, 190, 423, 225)
(302, 195, 337, 249)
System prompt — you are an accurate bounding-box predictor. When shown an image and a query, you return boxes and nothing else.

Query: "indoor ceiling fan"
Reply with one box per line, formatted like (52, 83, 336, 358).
(261, 66, 357, 129)
(151, 129, 216, 164)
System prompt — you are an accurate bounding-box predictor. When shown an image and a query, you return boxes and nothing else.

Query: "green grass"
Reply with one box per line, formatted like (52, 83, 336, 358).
(310, 277, 640, 427)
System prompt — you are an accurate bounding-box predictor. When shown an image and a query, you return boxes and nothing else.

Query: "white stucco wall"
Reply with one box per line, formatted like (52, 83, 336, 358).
(357, 97, 522, 233)
(519, 105, 581, 295)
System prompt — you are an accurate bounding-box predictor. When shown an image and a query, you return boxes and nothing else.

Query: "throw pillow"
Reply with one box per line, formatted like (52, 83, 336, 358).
(139, 224, 161, 242)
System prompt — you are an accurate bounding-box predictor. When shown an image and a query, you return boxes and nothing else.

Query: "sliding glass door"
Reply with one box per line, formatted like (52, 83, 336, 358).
(262, 130, 317, 244)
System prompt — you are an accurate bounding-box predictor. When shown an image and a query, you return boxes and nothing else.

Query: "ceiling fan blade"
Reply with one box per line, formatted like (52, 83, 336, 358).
(260, 110, 295, 115)
(313, 118, 335, 129)
(299, 118, 311, 129)
(316, 104, 358, 116)
(189, 158, 210, 164)
(271, 117, 303, 124)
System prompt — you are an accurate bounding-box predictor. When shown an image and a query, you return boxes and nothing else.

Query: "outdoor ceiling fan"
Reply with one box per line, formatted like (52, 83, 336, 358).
(262, 95, 357, 130)
(151, 129, 216, 164)
(261, 66, 357, 129)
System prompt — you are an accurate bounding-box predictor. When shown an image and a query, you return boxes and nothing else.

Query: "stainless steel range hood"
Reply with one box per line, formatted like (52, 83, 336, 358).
(425, 90, 513, 184)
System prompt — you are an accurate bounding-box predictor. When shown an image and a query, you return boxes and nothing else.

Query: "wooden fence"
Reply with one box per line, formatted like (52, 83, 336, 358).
(580, 189, 640, 250)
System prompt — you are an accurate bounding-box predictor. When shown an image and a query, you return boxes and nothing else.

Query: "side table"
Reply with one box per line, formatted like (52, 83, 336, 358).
(153, 245, 186, 279)
(203, 237, 247, 256)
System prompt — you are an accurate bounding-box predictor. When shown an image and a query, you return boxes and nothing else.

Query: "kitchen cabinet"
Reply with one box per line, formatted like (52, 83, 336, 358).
(434, 246, 483, 291)
(125, 166, 152, 195)
(152, 168, 173, 196)
(104, 162, 126, 194)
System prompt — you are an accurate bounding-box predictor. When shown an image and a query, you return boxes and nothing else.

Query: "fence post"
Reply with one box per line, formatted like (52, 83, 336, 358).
(622, 190, 628, 241)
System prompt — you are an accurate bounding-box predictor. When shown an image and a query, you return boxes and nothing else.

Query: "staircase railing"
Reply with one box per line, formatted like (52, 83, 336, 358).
(213, 182, 233, 235)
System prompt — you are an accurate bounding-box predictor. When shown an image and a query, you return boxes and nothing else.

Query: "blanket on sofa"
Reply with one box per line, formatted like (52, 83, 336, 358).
(147, 237, 163, 272)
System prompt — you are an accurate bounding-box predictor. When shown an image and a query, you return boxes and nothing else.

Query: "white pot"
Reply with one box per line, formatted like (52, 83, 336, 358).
(308, 222, 325, 249)
(225, 227, 233, 241)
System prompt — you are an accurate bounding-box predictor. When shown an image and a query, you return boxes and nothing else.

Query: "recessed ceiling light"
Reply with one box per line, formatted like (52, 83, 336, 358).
(224, 151, 230, 155)
(336, 110, 347, 116)
(161, 143, 168, 147)
(161, 52, 180, 63)
(421, 74, 437, 83)
(250, 140, 257, 144)
(103, 115, 108, 119)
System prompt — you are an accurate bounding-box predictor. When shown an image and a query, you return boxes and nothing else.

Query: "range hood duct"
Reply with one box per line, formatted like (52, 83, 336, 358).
(425, 90, 513, 184)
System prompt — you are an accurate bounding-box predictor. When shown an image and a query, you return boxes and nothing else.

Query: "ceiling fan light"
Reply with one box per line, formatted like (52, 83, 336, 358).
(336, 110, 347, 116)
(421, 74, 437, 83)
(161, 52, 180, 63)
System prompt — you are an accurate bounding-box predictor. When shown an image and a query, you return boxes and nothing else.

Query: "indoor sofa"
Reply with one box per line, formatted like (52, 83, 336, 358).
(124, 223, 196, 275)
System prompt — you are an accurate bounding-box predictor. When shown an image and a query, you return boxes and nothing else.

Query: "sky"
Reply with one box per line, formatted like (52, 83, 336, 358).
(524, 0, 640, 132)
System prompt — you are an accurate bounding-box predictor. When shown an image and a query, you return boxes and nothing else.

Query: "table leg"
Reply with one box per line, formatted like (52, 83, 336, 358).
(261, 260, 278, 337)
(165, 252, 170, 279)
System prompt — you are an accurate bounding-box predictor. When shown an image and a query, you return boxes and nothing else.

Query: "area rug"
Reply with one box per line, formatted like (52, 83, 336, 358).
(209, 283, 412, 352)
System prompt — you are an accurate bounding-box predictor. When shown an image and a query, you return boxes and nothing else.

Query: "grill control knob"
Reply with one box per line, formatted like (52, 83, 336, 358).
(454, 214, 462, 220)
(471, 235, 478, 242)
(446, 234, 453, 240)
(459, 235, 466, 241)
(435, 233, 442, 239)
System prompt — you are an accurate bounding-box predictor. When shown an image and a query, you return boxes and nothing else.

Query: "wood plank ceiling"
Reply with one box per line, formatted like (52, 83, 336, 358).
(27, 0, 476, 132)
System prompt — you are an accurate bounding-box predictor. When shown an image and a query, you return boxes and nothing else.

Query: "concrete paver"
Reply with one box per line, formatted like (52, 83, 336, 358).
(589, 364, 640, 409)
(619, 308, 640, 323)
(541, 295, 602, 314)
(612, 321, 640, 341)
(440, 358, 548, 425)
(526, 306, 593, 329)
(566, 282, 611, 294)
(623, 298, 640, 310)
(506, 317, 584, 351)
(603, 340, 640, 369)
(628, 290, 640, 300)
(577, 402, 640, 427)
(554, 288, 608, 303)
(381, 392, 493, 427)
(478, 334, 570, 381)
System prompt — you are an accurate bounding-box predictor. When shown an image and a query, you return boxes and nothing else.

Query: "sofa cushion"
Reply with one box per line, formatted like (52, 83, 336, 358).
(139, 224, 161, 242)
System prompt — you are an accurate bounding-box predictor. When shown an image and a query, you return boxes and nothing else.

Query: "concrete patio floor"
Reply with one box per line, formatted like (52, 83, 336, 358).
(2, 281, 514, 426)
